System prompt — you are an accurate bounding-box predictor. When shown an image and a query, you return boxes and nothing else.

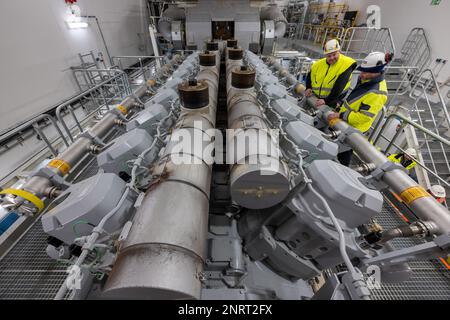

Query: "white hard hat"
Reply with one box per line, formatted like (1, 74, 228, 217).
(324, 39, 341, 55)
(357, 51, 393, 73)
(404, 148, 417, 158)
(430, 185, 446, 198)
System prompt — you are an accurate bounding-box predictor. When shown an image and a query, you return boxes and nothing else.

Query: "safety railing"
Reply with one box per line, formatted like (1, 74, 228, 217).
(398, 28, 431, 79)
(56, 72, 132, 142)
(297, 24, 345, 48)
(369, 67, 450, 205)
(340, 27, 395, 61)
(72, 68, 131, 94)
(408, 69, 450, 129)
(111, 55, 165, 83)
(373, 112, 450, 192)
(406, 69, 450, 193)
(29, 114, 69, 157)
(0, 71, 132, 170)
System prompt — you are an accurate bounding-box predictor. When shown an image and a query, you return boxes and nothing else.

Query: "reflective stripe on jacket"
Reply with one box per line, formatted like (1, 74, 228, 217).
(310, 54, 356, 98)
(338, 75, 387, 133)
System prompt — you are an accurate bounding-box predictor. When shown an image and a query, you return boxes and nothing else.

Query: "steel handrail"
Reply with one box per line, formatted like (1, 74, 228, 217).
(56, 72, 130, 142)
(26, 114, 69, 157)
(374, 112, 450, 147)
(111, 55, 165, 80)
(340, 27, 396, 57)
(409, 68, 450, 128)
(0, 73, 125, 146)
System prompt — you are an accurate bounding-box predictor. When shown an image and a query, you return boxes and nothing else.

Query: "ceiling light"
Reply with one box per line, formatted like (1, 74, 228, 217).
(66, 21, 88, 29)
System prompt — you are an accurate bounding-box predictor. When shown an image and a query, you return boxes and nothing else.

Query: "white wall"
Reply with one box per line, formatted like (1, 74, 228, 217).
(343, 0, 450, 84)
(0, 0, 150, 133)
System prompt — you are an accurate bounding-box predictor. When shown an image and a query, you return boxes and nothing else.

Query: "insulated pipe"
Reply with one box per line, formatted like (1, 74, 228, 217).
(103, 48, 220, 300)
(157, 5, 185, 41)
(260, 4, 288, 38)
(266, 56, 306, 95)
(1, 55, 185, 215)
(226, 49, 290, 210)
(148, 54, 185, 85)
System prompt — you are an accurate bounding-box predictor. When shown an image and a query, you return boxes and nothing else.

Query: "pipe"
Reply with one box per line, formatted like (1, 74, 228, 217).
(374, 221, 438, 244)
(226, 48, 290, 210)
(266, 56, 305, 94)
(260, 4, 288, 38)
(157, 5, 185, 41)
(103, 45, 220, 300)
(315, 101, 450, 235)
(1, 55, 185, 215)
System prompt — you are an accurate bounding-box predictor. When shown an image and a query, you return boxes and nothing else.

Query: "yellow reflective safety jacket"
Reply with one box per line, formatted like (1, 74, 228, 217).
(388, 153, 417, 171)
(310, 54, 356, 99)
(338, 75, 388, 133)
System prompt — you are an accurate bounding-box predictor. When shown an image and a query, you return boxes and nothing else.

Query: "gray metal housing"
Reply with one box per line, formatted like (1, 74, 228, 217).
(41, 173, 135, 245)
(97, 129, 155, 176)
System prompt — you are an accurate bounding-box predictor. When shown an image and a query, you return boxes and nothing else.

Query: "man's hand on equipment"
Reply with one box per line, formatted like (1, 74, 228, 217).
(315, 99, 326, 107)
(304, 89, 312, 97)
(327, 112, 340, 123)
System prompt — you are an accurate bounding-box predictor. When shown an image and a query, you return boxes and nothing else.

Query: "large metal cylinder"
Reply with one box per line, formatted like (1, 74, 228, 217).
(103, 50, 220, 300)
(226, 50, 290, 210)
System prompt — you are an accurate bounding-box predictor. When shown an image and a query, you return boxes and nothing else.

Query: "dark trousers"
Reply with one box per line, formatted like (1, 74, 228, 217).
(338, 149, 353, 167)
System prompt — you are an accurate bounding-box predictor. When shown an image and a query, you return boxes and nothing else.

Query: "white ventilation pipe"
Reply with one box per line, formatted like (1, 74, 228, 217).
(260, 4, 288, 38)
(157, 5, 185, 41)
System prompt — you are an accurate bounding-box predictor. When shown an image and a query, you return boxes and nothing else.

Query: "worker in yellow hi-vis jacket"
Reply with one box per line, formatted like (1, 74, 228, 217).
(388, 148, 417, 171)
(305, 39, 357, 109)
(326, 51, 393, 166)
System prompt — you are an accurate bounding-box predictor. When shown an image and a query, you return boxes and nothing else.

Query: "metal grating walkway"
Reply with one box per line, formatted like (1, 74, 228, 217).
(0, 221, 67, 299)
(0, 154, 102, 300)
(369, 199, 450, 300)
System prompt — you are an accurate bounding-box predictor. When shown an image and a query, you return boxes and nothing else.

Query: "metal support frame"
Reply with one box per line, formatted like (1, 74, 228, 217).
(111, 55, 165, 82)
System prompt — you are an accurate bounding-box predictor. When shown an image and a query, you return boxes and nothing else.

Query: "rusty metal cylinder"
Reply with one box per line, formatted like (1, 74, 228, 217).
(231, 66, 256, 89)
(178, 79, 210, 109)
(199, 51, 216, 67)
(227, 39, 238, 48)
(206, 41, 219, 51)
(228, 47, 244, 60)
